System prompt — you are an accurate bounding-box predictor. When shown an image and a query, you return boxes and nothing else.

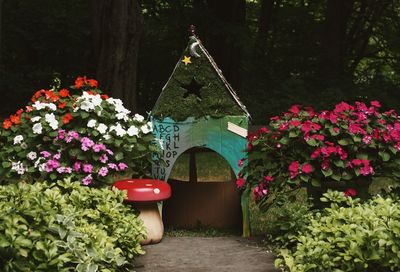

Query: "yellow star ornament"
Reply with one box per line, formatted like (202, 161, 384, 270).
(182, 56, 192, 65)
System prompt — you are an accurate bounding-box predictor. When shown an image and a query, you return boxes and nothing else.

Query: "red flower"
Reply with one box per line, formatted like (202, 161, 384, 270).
(2, 119, 12, 129)
(311, 134, 324, 141)
(289, 104, 301, 114)
(371, 100, 381, 108)
(10, 114, 21, 125)
(58, 102, 67, 109)
(25, 105, 33, 112)
(62, 113, 73, 124)
(289, 161, 300, 179)
(236, 178, 245, 189)
(74, 76, 86, 89)
(87, 79, 98, 88)
(238, 158, 245, 167)
(290, 120, 301, 127)
(301, 163, 313, 174)
(344, 188, 357, 197)
(264, 175, 274, 182)
(45, 90, 59, 102)
(101, 94, 109, 100)
(59, 88, 70, 98)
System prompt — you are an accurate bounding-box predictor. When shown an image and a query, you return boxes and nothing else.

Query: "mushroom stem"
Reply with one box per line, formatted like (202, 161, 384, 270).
(135, 202, 164, 245)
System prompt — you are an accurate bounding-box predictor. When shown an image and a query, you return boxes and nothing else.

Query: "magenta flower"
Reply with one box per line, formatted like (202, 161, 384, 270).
(92, 143, 106, 153)
(81, 137, 94, 151)
(236, 178, 245, 189)
(98, 167, 109, 177)
(99, 154, 108, 163)
(57, 129, 66, 140)
(40, 151, 51, 158)
(238, 158, 245, 167)
(344, 188, 357, 197)
(301, 163, 313, 174)
(82, 174, 92, 186)
(289, 161, 300, 179)
(83, 164, 93, 173)
(264, 175, 274, 182)
(118, 162, 128, 171)
(73, 161, 81, 171)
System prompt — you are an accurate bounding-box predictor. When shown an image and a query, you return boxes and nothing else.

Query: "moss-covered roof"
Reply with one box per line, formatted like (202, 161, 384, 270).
(152, 36, 249, 121)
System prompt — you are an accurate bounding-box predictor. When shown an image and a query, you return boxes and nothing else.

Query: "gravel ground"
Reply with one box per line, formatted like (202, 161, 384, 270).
(134, 236, 280, 272)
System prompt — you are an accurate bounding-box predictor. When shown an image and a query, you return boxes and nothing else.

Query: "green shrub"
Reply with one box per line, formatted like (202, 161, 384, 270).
(0, 180, 146, 271)
(275, 191, 400, 272)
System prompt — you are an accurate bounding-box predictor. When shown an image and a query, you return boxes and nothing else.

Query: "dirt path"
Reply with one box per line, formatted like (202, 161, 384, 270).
(134, 236, 279, 272)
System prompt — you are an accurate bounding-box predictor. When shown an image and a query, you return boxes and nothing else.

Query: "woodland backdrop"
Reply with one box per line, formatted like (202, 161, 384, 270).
(1, 0, 399, 123)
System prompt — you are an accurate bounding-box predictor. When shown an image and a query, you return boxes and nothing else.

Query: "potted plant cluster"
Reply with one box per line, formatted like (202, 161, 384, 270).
(239, 101, 400, 208)
(0, 77, 161, 187)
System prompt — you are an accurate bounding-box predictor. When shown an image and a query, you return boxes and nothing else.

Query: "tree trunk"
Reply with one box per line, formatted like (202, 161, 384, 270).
(91, 0, 143, 111)
(320, 0, 354, 78)
(0, 0, 4, 65)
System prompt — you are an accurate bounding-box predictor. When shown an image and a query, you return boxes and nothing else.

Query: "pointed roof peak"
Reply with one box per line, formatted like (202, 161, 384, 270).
(152, 30, 250, 121)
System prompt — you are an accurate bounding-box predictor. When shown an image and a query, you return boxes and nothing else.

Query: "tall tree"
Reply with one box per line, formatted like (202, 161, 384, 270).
(92, 0, 143, 111)
(193, 0, 246, 89)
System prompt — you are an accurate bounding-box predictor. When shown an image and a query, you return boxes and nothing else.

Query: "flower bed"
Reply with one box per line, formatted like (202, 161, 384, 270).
(239, 101, 400, 206)
(0, 77, 160, 186)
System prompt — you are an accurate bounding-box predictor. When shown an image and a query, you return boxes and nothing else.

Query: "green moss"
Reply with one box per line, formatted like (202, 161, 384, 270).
(152, 41, 244, 121)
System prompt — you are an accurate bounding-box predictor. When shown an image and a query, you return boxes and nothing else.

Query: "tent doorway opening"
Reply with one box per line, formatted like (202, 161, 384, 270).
(163, 147, 242, 231)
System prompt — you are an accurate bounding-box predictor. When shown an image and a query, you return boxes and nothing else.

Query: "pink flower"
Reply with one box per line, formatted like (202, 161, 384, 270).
(289, 161, 300, 179)
(279, 122, 289, 131)
(362, 135, 372, 144)
(73, 162, 81, 171)
(321, 160, 330, 170)
(40, 151, 51, 158)
(236, 178, 245, 189)
(289, 104, 301, 114)
(311, 134, 325, 141)
(98, 167, 109, 177)
(344, 188, 357, 197)
(83, 164, 93, 173)
(334, 102, 353, 113)
(99, 154, 108, 163)
(290, 120, 301, 127)
(238, 158, 245, 167)
(57, 129, 66, 140)
(371, 100, 381, 108)
(93, 143, 106, 153)
(82, 174, 92, 186)
(258, 127, 269, 134)
(301, 163, 313, 174)
(118, 162, 128, 171)
(108, 163, 117, 170)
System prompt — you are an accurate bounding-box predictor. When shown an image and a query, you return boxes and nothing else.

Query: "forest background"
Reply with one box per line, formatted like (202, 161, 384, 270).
(1, 0, 399, 124)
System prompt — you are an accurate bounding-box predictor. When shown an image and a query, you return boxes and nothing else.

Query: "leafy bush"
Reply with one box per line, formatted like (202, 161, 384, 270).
(275, 191, 400, 272)
(239, 101, 400, 206)
(0, 77, 161, 186)
(0, 180, 146, 271)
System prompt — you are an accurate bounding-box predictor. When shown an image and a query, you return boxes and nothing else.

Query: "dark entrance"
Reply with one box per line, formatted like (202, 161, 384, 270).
(163, 147, 242, 230)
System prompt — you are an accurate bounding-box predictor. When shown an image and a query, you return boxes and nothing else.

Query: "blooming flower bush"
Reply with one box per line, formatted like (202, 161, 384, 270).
(0, 77, 160, 186)
(239, 101, 400, 205)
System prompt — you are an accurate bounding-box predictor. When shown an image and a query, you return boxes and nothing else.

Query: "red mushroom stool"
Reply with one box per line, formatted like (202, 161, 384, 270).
(113, 179, 171, 245)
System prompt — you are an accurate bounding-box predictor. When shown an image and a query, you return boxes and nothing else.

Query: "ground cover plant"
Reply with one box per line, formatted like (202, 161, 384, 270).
(275, 190, 400, 272)
(0, 179, 146, 271)
(0, 77, 161, 186)
(239, 101, 400, 209)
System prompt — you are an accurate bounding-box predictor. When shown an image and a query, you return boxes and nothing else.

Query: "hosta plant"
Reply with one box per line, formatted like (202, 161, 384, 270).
(239, 101, 400, 207)
(0, 179, 146, 271)
(275, 191, 400, 272)
(0, 77, 161, 186)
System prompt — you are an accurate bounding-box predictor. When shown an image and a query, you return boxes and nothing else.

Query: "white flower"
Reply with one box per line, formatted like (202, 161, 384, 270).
(34, 158, 44, 168)
(27, 151, 37, 160)
(103, 134, 111, 140)
(87, 119, 97, 128)
(45, 113, 58, 130)
(32, 123, 43, 134)
(127, 126, 139, 136)
(134, 114, 145, 122)
(31, 116, 41, 122)
(32, 101, 56, 111)
(116, 112, 129, 121)
(13, 135, 24, 145)
(80, 100, 95, 112)
(110, 123, 126, 137)
(11, 161, 27, 175)
(140, 124, 152, 134)
(97, 123, 108, 134)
